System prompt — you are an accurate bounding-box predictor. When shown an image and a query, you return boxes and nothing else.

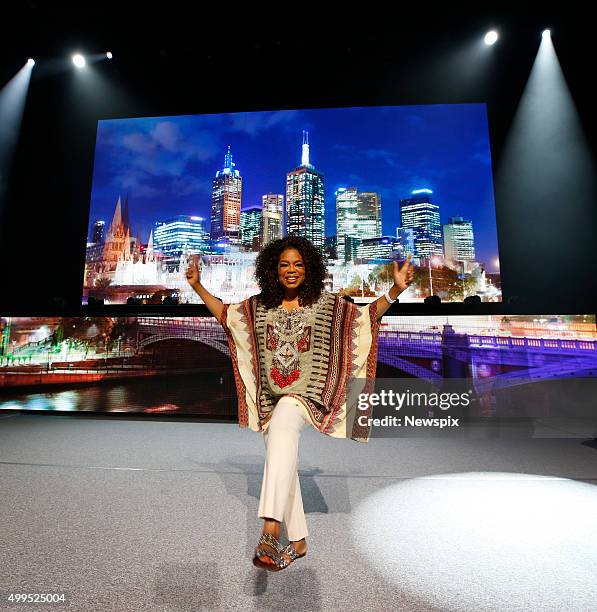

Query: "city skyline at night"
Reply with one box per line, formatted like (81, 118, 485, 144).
(87, 104, 500, 271)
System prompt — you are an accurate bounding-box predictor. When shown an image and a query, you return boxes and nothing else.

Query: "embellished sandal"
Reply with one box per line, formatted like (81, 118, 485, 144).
(252, 531, 284, 570)
(275, 542, 307, 571)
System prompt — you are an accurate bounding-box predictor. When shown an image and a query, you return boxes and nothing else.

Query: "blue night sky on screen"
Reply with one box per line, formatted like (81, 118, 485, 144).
(88, 103, 500, 270)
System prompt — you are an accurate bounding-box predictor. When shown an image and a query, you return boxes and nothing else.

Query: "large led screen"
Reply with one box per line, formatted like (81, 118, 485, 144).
(2, 315, 595, 432)
(82, 104, 501, 305)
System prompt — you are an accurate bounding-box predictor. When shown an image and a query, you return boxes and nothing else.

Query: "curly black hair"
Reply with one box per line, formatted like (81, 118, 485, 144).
(254, 236, 327, 309)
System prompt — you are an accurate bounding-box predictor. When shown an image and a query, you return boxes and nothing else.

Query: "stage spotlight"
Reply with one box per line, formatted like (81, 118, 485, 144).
(106, 51, 113, 59)
(484, 31, 498, 46)
(496, 24, 597, 305)
(72, 54, 86, 68)
(542, 29, 551, 38)
(26, 58, 35, 67)
(0, 60, 35, 211)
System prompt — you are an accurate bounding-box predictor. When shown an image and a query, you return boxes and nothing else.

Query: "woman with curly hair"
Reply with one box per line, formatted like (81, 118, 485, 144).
(186, 235, 413, 571)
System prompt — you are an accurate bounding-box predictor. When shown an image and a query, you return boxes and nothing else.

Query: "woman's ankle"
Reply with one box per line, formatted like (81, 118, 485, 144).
(262, 518, 281, 537)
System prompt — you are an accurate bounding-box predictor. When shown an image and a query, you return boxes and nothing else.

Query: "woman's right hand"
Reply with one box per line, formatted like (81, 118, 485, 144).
(185, 254, 201, 286)
(185, 255, 224, 321)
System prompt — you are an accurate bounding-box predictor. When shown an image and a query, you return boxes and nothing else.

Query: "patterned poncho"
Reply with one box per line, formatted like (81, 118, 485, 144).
(218, 290, 380, 443)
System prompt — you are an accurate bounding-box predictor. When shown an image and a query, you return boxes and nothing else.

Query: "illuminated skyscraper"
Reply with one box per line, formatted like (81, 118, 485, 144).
(240, 206, 262, 250)
(358, 236, 400, 260)
(336, 187, 382, 261)
(286, 131, 325, 250)
(345, 236, 361, 262)
(336, 187, 358, 262)
(211, 146, 242, 246)
(261, 193, 283, 246)
(443, 216, 475, 261)
(357, 192, 382, 239)
(399, 189, 443, 259)
(154, 215, 210, 265)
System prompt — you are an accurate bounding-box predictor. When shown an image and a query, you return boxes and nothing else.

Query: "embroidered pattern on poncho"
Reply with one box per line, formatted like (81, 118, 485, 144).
(264, 293, 322, 391)
(266, 321, 312, 388)
(218, 290, 380, 443)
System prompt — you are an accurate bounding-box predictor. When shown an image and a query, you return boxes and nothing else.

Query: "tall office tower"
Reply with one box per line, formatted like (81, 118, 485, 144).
(91, 220, 105, 244)
(443, 216, 475, 262)
(211, 146, 242, 245)
(261, 193, 284, 246)
(399, 189, 443, 259)
(336, 188, 382, 262)
(357, 192, 382, 239)
(345, 236, 361, 262)
(396, 226, 416, 256)
(285, 131, 325, 250)
(240, 206, 262, 250)
(335, 187, 359, 262)
(153, 215, 210, 265)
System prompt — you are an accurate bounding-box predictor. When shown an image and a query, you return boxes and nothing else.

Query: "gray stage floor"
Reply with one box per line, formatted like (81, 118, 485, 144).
(1, 412, 596, 612)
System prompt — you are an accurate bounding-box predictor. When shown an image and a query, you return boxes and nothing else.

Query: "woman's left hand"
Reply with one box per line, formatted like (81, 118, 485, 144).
(393, 255, 414, 291)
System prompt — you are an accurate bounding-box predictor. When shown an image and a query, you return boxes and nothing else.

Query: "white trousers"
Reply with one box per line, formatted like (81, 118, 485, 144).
(257, 395, 311, 541)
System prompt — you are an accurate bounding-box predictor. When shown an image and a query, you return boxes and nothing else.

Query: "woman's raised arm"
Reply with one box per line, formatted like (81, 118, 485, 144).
(185, 255, 225, 322)
(373, 255, 414, 320)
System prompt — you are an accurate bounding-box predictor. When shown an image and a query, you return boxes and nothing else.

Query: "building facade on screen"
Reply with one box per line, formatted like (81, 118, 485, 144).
(85, 195, 136, 286)
(358, 192, 382, 240)
(359, 236, 401, 260)
(211, 146, 242, 246)
(396, 227, 416, 257)
(153, 215, 210, 268)
(91, 220, 105, 244)
(81, 198, 183, 295)
(261, 193, 283, 247)
(335, 187, 358, 262)
(399, 189, 444, 259)
(240, 206, 262, 250)
(336, 187, 382, 262)
(443, 216, 475, 262)
(285, 131, 325, 250)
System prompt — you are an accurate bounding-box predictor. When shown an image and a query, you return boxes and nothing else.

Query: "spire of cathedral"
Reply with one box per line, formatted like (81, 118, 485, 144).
(146, 229, 154, 262)
(110, 196, 123, 234)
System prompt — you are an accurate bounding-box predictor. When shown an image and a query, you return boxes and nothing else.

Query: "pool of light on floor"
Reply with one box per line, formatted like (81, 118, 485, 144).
(351, 471, 597, 612)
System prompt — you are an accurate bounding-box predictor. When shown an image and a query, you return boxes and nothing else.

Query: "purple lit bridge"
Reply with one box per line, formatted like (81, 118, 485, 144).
(136, 317, 597, 392)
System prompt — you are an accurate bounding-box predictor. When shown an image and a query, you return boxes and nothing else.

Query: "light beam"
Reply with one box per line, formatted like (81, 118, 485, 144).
(0, 60, 35, 211)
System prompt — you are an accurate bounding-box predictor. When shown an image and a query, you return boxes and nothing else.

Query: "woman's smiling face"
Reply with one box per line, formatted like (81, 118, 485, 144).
(277, 248, 306, 291)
